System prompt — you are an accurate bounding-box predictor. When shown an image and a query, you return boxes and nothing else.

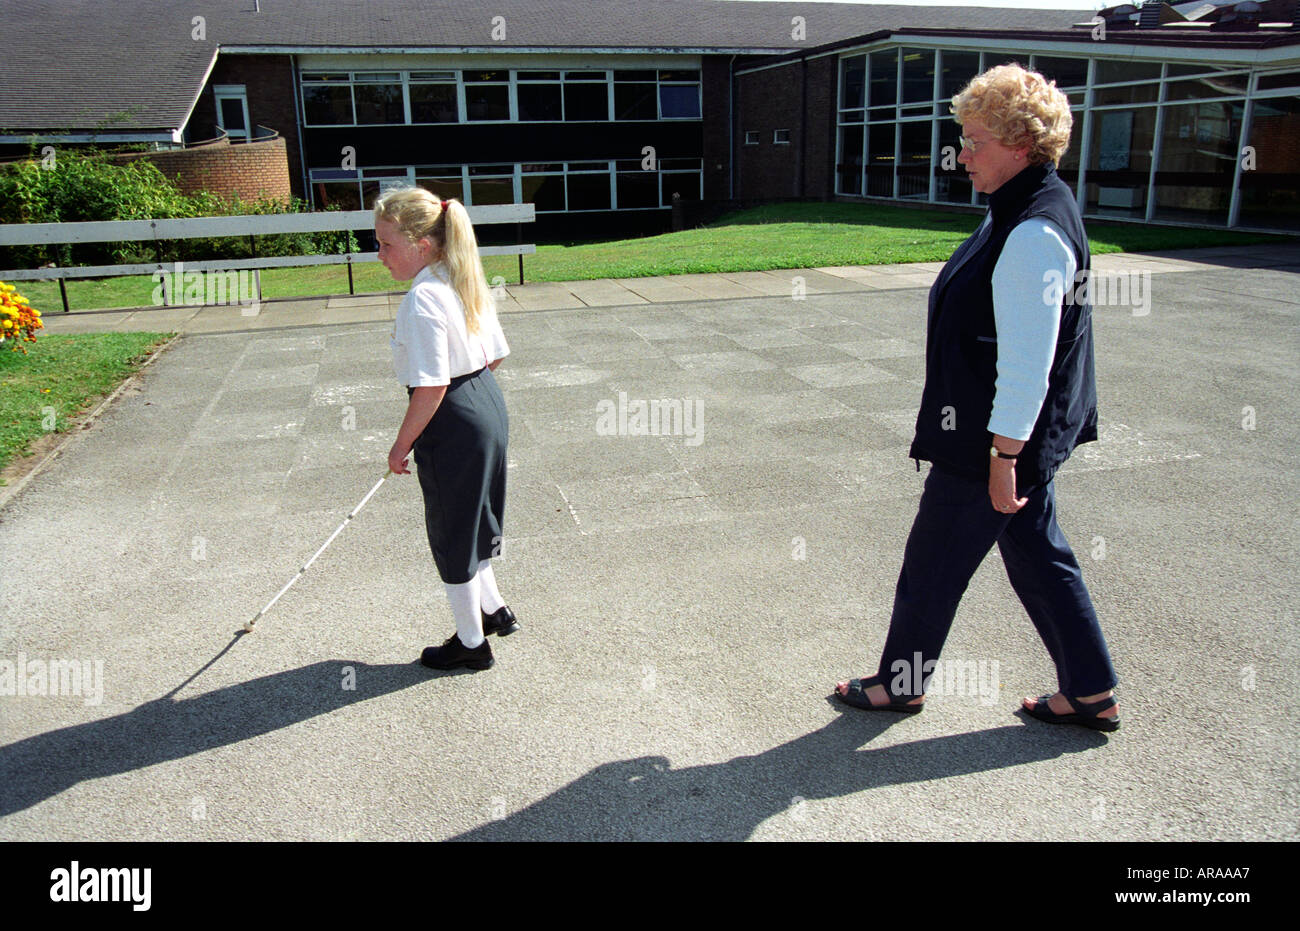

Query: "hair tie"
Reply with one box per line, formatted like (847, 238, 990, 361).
(440, 200, 449, 210)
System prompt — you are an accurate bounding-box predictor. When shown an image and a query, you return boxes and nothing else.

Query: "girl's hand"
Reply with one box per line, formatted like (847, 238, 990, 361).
(390, 386, 445, 476)
(388, 441, 413, 475)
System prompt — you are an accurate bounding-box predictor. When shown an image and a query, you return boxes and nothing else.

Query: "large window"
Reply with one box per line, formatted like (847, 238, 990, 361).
(311, 169, 362, 212)
(941, 51, 979, 101)
(308, 160, 702, 213)
(302, 73, 353, 125)
(1085, 107, 1156, 217)
(1238, 94, 1300, 230)
(833, 45, 1300, 231)
(409, 72, 458, 123)
(464, 71, 511, 122)
(898, 119, 931, 199)
(616, 158, 661, 208)
(415, 165, 464, 203)
(865, 124, 894, 197)
(300, 66, 701, 126)
(841, 57, 866, 112)
(869, 50, 897, 121)
(521, 163, 566, 211)
(839, 124, 864, 195)
(517, 71, 562, 122)
(658, 70, 702, 119)
(901, 49, 935, 114)
(566, 160, 613, 210)
(469, 163, 515, 204)
(1153, 101, 1242, 225)
(935, 117, 971, 204)
(353, 72, 404, 124)
(563, 72, 610, 121)
(615, 71, 658, 120)
(659, 157, 702, 203)
(1033, 56, 1088, 90)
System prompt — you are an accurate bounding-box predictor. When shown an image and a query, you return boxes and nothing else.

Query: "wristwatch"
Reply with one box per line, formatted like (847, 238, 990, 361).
(990, 444, 1018, 461)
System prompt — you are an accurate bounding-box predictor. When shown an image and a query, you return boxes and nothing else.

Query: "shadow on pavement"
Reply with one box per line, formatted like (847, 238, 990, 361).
(3, 638, 1107, 836)
(451, 705, 1108, 841)
(0, 647, 433, 818)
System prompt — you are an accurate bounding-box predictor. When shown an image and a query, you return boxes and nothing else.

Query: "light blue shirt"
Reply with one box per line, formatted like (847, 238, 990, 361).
(987, 218, 1078, 441)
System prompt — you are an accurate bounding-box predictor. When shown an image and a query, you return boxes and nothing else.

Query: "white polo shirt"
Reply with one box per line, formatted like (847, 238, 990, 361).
(391, 263, 510, 387)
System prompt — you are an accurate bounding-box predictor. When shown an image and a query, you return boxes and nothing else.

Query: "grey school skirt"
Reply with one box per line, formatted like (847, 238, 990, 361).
(409, 366, 508, 585)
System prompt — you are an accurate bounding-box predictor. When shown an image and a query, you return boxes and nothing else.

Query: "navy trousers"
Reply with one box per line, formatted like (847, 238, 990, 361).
(876, 465, 1117, 700)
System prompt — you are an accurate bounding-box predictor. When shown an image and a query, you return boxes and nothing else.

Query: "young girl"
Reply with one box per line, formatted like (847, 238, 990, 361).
(374, 187, 517, 671)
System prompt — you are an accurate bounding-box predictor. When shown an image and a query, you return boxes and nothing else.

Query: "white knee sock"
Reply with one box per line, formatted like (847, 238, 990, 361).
(477, 559, 505, 614)
(444, 575, 485, 648)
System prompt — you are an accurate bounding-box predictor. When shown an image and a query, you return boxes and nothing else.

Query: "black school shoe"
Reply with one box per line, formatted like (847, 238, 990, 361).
(482, 605, 520, 637)
(420, 633, 494, 671)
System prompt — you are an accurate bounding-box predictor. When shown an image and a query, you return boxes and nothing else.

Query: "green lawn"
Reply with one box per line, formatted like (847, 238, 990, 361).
(12, 202, 1294, 314)
(0, 331, 173, 476)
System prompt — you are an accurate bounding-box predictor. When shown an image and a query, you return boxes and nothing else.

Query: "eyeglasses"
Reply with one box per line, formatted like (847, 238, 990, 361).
(958, 135, 987, 154)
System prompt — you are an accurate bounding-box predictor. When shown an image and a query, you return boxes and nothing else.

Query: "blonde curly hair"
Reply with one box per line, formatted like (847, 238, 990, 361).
(952, 63, 1073, 166)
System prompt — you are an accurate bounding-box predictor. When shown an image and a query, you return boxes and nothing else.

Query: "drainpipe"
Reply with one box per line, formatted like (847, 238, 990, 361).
(728, 54, 736, 201)
(799, 53, 807, 199)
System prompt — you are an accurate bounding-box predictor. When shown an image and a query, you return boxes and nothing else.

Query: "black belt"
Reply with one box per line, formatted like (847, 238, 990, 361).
(407, 367, 486, 397)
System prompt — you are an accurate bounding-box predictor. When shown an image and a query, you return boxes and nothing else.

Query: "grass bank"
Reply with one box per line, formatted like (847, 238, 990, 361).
(0, 332, 173, 477)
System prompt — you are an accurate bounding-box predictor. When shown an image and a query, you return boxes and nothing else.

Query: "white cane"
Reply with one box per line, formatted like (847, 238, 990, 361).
(243, 469, 393, 633)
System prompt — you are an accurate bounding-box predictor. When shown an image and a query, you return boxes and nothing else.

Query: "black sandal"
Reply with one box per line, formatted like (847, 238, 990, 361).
(834, 674, 924, 714)
(1022, 693, 1119, 732)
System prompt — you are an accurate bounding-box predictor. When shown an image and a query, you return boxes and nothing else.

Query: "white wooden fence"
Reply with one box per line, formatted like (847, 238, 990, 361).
(0, 204, 536, 312)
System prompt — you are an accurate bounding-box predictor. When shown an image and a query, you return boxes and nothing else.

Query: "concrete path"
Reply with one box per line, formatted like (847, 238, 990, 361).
(1, 244, 1297, 840)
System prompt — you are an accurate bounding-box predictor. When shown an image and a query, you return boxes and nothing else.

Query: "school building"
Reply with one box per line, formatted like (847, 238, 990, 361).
(1, 0, 1297, 235)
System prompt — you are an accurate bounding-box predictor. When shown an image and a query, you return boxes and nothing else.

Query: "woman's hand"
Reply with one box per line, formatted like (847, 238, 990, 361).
(989, 434, 1027, 514)
(989, 459, 1027, 514)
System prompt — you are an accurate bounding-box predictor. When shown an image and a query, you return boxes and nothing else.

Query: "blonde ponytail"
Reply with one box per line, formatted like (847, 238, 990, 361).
(373, 186, 495, 334)
(439, 199, 494, 335)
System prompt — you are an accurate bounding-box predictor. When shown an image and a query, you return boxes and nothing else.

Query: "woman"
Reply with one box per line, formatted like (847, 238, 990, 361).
(376, 187, 518, 672)
(834, 63, 1119, 731)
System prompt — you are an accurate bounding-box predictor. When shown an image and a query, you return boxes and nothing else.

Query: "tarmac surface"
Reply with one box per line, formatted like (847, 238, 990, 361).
(1, 246, 1297, 841)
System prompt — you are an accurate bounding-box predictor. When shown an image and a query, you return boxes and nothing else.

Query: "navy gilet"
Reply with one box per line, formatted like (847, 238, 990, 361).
(908, 161, 1098, 486)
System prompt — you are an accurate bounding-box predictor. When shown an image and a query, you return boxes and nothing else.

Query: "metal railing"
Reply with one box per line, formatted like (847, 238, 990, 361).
(0, 204, 537, 312)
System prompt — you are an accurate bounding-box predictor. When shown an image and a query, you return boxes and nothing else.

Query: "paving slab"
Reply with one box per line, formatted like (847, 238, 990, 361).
(507, 282, 587, 311)
(717, 270, 801, 297)
(565, 278, 650, 307)
(612, 276, 711, 303)
(667, 273, 767, 300)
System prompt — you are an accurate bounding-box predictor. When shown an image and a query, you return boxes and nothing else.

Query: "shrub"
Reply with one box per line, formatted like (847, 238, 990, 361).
(0, 149, 356, 269)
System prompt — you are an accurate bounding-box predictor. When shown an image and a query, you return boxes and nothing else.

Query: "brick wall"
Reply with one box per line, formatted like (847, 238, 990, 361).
(109, 135, 292, 204)
(735, 54, 839, 202)
(736, 59, 805, 199)
(702, 56, 733, 201)
(803, 55, 837, 200)
(191, 54, 305, 199)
